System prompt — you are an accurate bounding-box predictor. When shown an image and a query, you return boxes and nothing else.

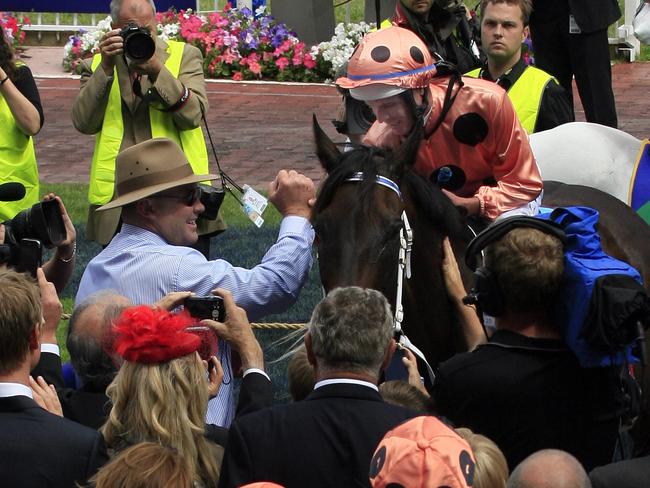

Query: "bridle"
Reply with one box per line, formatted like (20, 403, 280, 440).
(345, 172, 436, 383)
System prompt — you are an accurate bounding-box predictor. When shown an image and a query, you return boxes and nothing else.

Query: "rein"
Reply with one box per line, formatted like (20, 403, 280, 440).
(345, 172, 436, 383)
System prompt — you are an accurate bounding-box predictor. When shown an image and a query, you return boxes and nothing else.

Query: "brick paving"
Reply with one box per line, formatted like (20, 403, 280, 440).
(25, 47, 650, 188)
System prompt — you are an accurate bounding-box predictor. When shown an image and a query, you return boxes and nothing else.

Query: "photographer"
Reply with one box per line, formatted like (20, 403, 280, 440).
(0, 194, 76, 292)
(72, 0, 224, 253)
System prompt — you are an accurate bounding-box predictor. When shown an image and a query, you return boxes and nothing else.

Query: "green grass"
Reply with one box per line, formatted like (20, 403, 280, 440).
(40, 182, 282, 228)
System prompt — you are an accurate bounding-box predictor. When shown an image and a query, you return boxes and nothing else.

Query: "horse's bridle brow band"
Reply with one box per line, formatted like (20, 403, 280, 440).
(345, 172, 402, 200)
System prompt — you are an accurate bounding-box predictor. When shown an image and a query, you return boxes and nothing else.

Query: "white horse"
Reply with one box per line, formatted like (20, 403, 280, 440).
(530, 122, 642, 205)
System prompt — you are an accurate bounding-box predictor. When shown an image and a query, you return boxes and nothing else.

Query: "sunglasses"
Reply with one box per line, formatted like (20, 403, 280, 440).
(150, 186, 202, 206)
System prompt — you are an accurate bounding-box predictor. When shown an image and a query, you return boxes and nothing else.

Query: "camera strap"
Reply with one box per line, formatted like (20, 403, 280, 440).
(200, 108, 268, 228)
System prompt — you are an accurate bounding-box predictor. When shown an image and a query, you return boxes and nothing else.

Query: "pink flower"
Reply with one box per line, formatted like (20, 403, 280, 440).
(292, 53, 303, 66)
(248, 60, 261, 75)
(232, 71, 243, 81)
(303, 53, 316, 70)
(222, 49, 237, 64)
(276, 57, 289, 71)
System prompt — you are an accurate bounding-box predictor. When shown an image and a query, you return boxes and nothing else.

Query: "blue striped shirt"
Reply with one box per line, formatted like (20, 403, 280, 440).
(76, 217, 314, 426)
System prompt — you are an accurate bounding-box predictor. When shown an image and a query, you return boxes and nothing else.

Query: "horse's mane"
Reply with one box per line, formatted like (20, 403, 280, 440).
(313, 144, 465, 238)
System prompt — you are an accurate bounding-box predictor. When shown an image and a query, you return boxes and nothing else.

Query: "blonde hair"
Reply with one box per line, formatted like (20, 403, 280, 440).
(287, 344, 315, 401)
(90, 442, 191, 488)
(102, 354, 222, 486)
(455, 428, 508, 488)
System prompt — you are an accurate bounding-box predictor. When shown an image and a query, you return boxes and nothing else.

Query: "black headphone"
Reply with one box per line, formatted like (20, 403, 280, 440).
(463, 216, 567, 317)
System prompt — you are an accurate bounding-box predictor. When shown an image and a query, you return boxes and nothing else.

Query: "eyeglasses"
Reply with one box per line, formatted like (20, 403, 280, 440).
(150, 186, 202, 206)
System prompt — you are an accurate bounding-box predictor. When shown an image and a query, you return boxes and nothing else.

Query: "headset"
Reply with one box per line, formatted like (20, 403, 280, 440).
(463, 216, 567, 317)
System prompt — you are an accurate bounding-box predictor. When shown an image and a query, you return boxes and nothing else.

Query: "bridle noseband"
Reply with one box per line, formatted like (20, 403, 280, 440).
(344, 172, 436, 384)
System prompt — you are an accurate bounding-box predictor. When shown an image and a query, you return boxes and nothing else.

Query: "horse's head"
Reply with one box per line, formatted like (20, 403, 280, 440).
(312, 116, 472, 364)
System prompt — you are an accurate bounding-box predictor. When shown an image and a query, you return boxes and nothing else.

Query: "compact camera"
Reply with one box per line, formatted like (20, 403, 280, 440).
(120, 22, 156, 61)
(1, 199, 66, 277)
(184, 296, 226, 322)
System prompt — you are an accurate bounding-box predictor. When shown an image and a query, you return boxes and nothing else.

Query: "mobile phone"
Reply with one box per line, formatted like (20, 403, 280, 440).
(184, 296, 226, 322)
(16, 238, 42, 278)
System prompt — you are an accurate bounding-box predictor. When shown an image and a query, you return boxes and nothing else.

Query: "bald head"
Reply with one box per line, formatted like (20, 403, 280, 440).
(67, 291, 132, 390)
(507, 450, 591, 488)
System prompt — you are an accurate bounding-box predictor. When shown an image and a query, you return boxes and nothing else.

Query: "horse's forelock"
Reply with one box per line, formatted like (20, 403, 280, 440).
(313, 145, 390, 218)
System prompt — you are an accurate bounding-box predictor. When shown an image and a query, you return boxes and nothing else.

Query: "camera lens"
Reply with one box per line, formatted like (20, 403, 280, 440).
(122, 26, 156, 61)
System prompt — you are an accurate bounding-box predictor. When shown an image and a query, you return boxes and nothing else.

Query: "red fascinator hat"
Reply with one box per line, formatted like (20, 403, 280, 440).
(112, 306, 201, 364)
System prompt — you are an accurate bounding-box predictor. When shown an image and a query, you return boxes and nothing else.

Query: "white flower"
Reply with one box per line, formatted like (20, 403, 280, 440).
(315, 22, 373, 76)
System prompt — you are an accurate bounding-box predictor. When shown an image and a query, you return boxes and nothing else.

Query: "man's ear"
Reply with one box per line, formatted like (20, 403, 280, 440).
(28, 324, 40, 351)
(522, 25, 530, 43)
(380, 338, 398, 371)
(135, 198, 156, 218)
(304, 332, 317, 367)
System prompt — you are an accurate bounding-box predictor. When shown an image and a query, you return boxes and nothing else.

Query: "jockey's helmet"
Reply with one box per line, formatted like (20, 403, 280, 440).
(336, 26, 437, 102)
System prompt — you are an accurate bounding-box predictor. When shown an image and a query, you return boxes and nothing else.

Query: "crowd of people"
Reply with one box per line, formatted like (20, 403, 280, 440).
(0, 0, 646, 486)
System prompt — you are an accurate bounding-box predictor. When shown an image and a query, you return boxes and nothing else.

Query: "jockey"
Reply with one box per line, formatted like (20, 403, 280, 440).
(336, 26, 542, 221)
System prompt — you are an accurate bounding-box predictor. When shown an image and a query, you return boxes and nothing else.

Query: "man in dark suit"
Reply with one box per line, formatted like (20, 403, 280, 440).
(589, 456, 650, 488)
(218, 286, 417, 488)
(0, 268, 107, 487)
(529, 0, 620, 128)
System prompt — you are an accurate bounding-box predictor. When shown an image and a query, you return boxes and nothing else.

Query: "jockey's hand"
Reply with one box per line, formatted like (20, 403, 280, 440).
(99, 28, 124, 75)
(442, 189, 480, 216)
(268, 170, 316, 220)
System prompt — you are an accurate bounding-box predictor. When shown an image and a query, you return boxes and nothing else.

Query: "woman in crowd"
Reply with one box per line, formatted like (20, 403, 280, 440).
(0, 31, 42, 220)
(101, 305, 223, 487)
(89, 442, 192, 488)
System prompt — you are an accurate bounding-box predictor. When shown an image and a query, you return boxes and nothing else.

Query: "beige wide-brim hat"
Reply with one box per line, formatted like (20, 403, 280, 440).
(98, 137, 219, 211)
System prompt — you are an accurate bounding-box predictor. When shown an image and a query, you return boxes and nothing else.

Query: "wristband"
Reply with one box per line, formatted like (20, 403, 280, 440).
(0, 75, 9, 85)
(58, 242, 76, 263)
(164, 85, 191, 112)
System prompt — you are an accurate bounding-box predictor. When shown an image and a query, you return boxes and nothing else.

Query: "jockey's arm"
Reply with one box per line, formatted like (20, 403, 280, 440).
(475, 92, 543, 220)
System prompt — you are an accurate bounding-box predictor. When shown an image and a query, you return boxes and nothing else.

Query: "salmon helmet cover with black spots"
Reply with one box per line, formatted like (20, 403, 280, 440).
(336, 26, 437, 101)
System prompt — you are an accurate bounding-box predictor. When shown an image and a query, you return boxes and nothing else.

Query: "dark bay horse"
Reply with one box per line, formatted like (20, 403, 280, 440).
(312, 117, 475, 365)
(313, 114, 650, 454)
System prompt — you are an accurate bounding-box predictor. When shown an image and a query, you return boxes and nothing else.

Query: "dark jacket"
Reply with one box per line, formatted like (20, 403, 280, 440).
(0, 394, 108, 487)
(218, 382, 417, 488)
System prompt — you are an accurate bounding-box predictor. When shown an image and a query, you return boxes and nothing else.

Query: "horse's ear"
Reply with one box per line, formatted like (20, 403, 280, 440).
(313, 113, 341, 174)
(393, 119, 424, 178)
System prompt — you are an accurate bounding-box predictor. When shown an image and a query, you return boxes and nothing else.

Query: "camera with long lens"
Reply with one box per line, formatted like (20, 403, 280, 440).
(0, 199, 66, 276)
(198, 184, 225, 221)
(120, 22, 156, 61)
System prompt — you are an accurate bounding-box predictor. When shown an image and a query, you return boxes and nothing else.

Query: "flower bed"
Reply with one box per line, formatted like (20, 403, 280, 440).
(1, 12, 30, 51)
(61, 5, 371, 83)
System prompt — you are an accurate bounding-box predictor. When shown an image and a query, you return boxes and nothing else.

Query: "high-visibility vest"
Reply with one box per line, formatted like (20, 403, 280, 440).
(88, 40, 208, 205)
(465, 65, 554, 134)
(0, 61, 39, 220)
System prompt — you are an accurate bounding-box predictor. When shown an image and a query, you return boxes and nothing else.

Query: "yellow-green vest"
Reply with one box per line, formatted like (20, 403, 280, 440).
(465, 65, 555, 134)
(88, 40, 208, 205)
(0, 61, 40, 221)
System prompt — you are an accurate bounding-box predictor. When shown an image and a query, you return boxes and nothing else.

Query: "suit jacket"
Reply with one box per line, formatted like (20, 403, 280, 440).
(590, 456, 650, 488)
(218, 383, 417, 488)
(32, 351, 111, 430)
(531, 0, 621, 33)
(0, 395, 108, 488)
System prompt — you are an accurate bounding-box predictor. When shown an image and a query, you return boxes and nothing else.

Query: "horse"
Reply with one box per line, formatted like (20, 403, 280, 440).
(312, 116, 477, 366)
(530, 122, 650, 223)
